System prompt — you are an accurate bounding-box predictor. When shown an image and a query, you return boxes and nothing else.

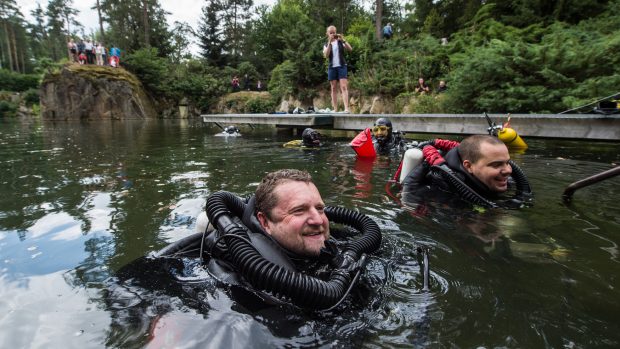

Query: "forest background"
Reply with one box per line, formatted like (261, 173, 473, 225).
(1, 0, 619, 116)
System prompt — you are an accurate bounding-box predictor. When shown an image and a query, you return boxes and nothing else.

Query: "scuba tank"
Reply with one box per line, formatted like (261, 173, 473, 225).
(399, 148, 423, 184)
(485, 113, 528, 150)
(497, 127, 528, 150)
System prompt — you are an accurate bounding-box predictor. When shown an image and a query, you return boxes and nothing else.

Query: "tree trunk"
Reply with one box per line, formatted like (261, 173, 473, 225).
(10, 23, 20, 73)
(375, 0, 383, 41)
(20, 46, 25, 73)
(96, 0, 106, 44)
(3, 20, 14, 72)
(143, 0, 150, 47)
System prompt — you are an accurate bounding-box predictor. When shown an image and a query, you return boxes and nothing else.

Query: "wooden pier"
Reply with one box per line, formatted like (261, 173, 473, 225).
(201, 113, 620, 141)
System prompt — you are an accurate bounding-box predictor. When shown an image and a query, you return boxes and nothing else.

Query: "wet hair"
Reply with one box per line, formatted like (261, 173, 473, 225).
(459, 135, 505, 164)
(255, 169, 313, 220)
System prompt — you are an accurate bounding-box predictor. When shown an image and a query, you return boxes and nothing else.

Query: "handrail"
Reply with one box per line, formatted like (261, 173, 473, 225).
(558, 92, 620, 114)
(562, 166, 620, 203)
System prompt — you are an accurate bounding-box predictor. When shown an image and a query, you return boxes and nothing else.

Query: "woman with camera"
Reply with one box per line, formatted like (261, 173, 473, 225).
(323, 25, 353, 113)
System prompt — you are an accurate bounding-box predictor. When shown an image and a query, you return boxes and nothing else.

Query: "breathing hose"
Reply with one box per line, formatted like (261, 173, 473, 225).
(205, 191, 382, 309)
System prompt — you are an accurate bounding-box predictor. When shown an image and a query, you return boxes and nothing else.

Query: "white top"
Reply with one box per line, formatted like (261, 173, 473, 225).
(330, 41, 341, 67)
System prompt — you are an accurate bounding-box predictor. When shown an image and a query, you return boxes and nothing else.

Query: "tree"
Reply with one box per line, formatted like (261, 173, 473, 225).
(170, 21, 194, 64)
(221, 0, 254, 64)
(92, 0, 106, 44)
(375, 0, 382, 40)
(28, 3, 49, 59)
(0, 0, 20, 71)
(197, 0, 226, 66)
(100, 0, 172, 56)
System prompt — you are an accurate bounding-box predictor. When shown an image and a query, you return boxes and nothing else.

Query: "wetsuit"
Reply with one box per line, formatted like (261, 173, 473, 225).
(374, 131, 406, 155)
(402, 147, 501, 201)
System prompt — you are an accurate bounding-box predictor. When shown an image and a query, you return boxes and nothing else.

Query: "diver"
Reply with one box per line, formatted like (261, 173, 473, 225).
(156, 169, 382, 310)
(372, 117, 406, 155)
(224, 125, 240, 135)
(283, 128, 322, 148)
(400, 134, 532, 208)
(215, 125, 241, 137)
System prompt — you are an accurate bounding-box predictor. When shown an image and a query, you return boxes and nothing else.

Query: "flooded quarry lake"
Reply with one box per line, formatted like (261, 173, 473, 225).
(1, 118, 619, 348)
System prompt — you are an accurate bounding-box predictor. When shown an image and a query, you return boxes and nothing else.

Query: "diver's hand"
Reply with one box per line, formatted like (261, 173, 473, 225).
(422, 145, 445, 166)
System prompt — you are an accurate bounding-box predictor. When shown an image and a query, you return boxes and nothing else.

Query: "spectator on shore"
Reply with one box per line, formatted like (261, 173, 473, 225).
(67, 39, 78, 63)
(244, 74, 251, 91)
(84, 39, 94, 64)
(95, 43, 105, 66)
(383, 23, 393, 40)
(257, 80, 263, 91)
(323, 25, 353, 113)
(415, 77, 430, 95)
(78, 51, 87, 65)
(109, 45, 121, 67)
(436, 80, 448, 93)
(231, 76, 240, 92)
(77, 39, 85, 58)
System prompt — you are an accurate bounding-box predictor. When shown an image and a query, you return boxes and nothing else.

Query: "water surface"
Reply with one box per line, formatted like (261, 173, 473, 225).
(1, 118, 619, 348)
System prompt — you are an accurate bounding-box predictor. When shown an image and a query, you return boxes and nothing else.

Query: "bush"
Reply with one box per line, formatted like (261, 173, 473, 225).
(0, 69, 39, 92)
(0, 100, 17, 117)
(269, 60, 297, 100)
(23, 89, 40, 106)
(246, 97, 276, 113)
(124, 48, 170, 96)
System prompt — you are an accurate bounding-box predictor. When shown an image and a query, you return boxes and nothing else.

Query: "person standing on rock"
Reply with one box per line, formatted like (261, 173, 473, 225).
(323, 25, 352, 113)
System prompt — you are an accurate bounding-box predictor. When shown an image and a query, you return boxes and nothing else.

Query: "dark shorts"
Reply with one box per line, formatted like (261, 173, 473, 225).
(328, 65, 348, 81)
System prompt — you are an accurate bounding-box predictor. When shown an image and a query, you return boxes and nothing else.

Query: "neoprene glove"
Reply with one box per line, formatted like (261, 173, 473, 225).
(433, 139, 460, 151)
(422, 145, 445, 166)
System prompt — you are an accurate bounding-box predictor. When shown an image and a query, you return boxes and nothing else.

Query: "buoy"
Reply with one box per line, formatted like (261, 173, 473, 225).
(399, 148, 423, 183)
(350, 128, 377, 158)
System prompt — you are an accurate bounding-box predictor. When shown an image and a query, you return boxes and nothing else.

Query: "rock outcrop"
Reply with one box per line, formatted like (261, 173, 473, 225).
(40, 64, 157, 120)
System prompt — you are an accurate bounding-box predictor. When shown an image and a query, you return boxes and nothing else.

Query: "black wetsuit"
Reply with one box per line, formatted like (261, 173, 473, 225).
(374, 132, 406, 155)
(402, 147, 501, 202)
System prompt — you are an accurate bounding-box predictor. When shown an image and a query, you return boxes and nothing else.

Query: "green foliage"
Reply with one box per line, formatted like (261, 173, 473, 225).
(123, 48, 170, 96)
(0, 100, 17, 117)
(0, 69, 40, 92)
(269, 60, 296, 100)
(246, 96, 277, 113)
(351, 35, 449, 96)
(23, 88, 40, 106)
(167, 59, 231, 112)
(442, 5, 620, 113)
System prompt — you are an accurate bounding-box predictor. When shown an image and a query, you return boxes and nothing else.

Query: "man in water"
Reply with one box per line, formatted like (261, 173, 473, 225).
(255, 169, 330, 257)
(283, 128, 322, 148)
(372, 117, 406, 155)
(402, 135, 530, 205)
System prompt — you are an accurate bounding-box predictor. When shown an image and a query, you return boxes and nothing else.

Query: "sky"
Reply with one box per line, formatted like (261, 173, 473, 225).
(16, 0, 277, 35)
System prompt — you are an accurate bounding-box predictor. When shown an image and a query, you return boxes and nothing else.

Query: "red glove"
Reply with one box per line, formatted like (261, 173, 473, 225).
(422, 145, 445, 166)
(434, 139, 460, 151)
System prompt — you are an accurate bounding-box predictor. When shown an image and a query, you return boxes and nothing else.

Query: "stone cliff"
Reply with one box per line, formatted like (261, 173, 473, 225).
(40, 64, 157, 120)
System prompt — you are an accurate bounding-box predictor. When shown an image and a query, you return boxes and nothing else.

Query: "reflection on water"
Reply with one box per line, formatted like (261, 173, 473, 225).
(0, 118, 619, 347)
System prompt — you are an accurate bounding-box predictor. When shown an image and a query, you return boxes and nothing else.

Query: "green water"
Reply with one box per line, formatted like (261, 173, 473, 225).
(0, 118, 619, 348)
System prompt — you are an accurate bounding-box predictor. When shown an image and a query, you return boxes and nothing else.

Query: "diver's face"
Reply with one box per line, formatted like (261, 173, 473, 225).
(373, 125, 390, 142)
(258, 181, 330, 256)
(463, 142, 512, 193)
(307, 131, 320, 145)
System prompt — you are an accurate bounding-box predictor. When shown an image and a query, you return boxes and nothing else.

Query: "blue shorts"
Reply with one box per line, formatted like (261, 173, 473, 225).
(328, 65, 348, 81)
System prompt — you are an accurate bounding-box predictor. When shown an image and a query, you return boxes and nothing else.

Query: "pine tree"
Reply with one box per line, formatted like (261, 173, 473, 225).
(197, 0, 226, 66)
